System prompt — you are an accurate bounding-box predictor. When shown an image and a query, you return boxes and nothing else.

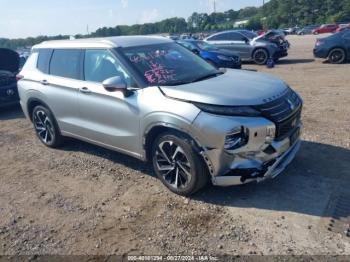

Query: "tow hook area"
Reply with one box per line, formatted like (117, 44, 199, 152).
(224, 159, 277, 184)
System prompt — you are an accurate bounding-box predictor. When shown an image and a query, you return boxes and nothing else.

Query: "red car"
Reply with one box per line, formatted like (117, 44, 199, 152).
(336, 24, 350, 32)
(312, 24, 339, 34)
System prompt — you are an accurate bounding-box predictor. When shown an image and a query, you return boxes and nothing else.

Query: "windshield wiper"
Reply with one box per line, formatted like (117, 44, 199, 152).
(190, 71, 224, 83)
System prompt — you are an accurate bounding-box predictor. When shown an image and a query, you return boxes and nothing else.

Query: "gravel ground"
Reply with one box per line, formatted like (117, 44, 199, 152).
(0, 34, 350, 257)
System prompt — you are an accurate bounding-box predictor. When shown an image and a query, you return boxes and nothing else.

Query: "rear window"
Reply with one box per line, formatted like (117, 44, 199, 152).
(37, 49, 52, 73)
(49, 49, 82, 79)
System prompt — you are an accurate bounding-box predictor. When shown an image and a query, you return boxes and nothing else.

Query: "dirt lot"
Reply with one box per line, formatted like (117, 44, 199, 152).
(1, 34, 350, 257)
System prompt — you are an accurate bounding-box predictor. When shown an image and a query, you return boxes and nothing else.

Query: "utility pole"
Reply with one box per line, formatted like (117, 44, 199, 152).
(213, 0, 216, 13)
(87, 24, 89, 35)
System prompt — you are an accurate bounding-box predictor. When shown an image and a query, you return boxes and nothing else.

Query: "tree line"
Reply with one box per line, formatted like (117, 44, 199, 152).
(1, 0, 349, 50)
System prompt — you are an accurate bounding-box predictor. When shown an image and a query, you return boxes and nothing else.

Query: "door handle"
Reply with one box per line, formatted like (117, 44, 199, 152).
(79, 87, 91, 94)
(40, 80, 49, 85)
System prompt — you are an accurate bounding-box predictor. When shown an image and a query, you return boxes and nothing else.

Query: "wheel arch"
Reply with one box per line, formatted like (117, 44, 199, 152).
(252, 47, 270, 60)
(328, 46, 347, 59)
(27, 98, 52, 122)
(143, 123, 203, 163)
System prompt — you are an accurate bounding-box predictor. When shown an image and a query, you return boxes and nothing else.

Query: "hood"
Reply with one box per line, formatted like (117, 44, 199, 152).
(0, 48, 20, 73)
(160, 69, 289, 106)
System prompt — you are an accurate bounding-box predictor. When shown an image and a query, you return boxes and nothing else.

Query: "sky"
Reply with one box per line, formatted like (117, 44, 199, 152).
(0, 0, 265, 39)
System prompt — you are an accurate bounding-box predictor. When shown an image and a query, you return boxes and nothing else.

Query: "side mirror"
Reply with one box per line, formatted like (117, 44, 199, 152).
(102, 76, 127, 93)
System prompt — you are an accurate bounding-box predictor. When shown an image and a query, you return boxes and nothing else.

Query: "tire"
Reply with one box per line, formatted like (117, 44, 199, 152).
(328, 48, 346, 64)
(32, 105, 63, 148)
(253, 49, 269, 65)
(151, 131, 209, 196)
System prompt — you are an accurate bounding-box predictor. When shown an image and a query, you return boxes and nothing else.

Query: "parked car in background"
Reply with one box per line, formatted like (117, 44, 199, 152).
(314, 30, 350, 64)
(177, 39, 242, 69)
(0, 48, 20, 107)
(18, 36, 302, 196)
(297, 25, 319, 35)
(204, 30, 289, 65)
(336, 23, 350, 32)
(284, 27, 300, 35)
(313, 24, 339, 34)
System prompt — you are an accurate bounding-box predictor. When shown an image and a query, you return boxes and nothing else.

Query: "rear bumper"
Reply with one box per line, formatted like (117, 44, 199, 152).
(313, 48, 329, 58)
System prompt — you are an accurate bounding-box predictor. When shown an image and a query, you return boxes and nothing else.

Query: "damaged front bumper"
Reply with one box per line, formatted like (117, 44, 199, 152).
(192, 112, 302, 187)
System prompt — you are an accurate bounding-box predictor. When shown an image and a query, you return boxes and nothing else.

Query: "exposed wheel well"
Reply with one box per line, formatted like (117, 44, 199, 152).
(144, 126, 201, 162)
(27, 99, 43, 122)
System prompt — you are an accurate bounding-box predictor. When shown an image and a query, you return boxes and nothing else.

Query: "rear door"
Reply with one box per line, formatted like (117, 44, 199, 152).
(76, 49, 141, 156)
(43, 49, 83, 134)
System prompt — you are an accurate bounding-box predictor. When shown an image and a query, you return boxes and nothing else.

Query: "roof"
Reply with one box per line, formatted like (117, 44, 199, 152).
(33, 35, 173, 49)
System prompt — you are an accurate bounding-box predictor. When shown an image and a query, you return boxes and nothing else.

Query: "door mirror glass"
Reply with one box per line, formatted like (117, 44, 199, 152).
(102, 76, 127, 92)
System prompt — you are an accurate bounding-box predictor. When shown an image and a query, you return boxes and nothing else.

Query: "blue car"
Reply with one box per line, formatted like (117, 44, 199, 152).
(176, 40, 242, 69)
(0, 48, 20, 107)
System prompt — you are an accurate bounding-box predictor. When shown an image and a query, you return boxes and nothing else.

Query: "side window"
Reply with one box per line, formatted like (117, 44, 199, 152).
(179, 41, 195, 50)
(49, 49, 82, 80)
(208, 33, 229, 41)
(84, 49, 131, 85)
(37, 49, 52, 74)
(227, 32, 246, 41)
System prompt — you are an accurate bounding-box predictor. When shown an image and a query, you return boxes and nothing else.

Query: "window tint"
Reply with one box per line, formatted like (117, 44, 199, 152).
(208, 32, 246, 41)
(37, 49, 52, 73)
(227, 32, 247, 41)
(84, 49, 131, 85)
(208, 33, 230, 41)
(49, 49, 81, 79)
(178, 41, 196, 50)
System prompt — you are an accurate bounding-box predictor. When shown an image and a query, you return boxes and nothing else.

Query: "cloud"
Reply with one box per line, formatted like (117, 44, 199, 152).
(138, 9, 161, 24)
(120, 0, 128, 8)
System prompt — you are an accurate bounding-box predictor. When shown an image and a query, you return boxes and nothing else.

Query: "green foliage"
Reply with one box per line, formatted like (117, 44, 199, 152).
(2, 0, 350, 50)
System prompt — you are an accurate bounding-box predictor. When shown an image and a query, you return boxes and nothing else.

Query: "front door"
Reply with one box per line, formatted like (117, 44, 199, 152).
(77, 49, 141, 157)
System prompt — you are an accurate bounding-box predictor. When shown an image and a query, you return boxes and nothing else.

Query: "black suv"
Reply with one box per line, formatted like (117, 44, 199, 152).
(0, 48, 20, 107)
(314, 30, 350, 64)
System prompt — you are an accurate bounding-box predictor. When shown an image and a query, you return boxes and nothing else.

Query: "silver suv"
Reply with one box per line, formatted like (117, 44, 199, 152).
(18, 36, 302, 196)
(205, 30, 290, 65)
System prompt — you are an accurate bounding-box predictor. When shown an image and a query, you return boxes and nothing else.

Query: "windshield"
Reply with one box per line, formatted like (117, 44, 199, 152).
(121, 43, 219, 86)
(195, 41, 218, 51)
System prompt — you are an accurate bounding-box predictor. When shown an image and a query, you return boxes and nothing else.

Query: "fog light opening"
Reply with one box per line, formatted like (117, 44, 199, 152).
(224, 126, 249, 150)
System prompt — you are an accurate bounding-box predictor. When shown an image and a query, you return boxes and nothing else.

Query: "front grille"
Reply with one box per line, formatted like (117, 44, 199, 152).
(255, 90, 302, 140)
(0, 76, 16, 87)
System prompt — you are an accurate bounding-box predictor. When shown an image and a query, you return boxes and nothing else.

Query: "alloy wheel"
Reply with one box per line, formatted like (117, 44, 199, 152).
(155, 141, 192, 189)
(254, 50, 268, 64)
(33, 110, 55, 144)
(329, 50, 345, 64)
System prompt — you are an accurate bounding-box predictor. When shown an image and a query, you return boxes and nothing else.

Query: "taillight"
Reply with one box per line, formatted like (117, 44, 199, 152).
(315, 40, 323, 46)
(16, 74, 23, 81)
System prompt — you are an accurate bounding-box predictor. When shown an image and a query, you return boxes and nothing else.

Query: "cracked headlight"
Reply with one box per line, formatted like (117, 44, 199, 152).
(193, 103, 261, 117)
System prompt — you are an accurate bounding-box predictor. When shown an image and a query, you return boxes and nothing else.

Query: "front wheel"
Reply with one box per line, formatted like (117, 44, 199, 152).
(151, 131, 209, 196)
(253, 49, 269, 65)
(32, 105, 63, 148)
(328, 48, 346, 64)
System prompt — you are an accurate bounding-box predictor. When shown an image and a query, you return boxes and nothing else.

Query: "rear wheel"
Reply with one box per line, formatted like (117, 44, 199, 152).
(32, 105, 63, 148)
(328, 48, 346, 64)
(151, 131, 209, 196)
(253, 49, 269, 65)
